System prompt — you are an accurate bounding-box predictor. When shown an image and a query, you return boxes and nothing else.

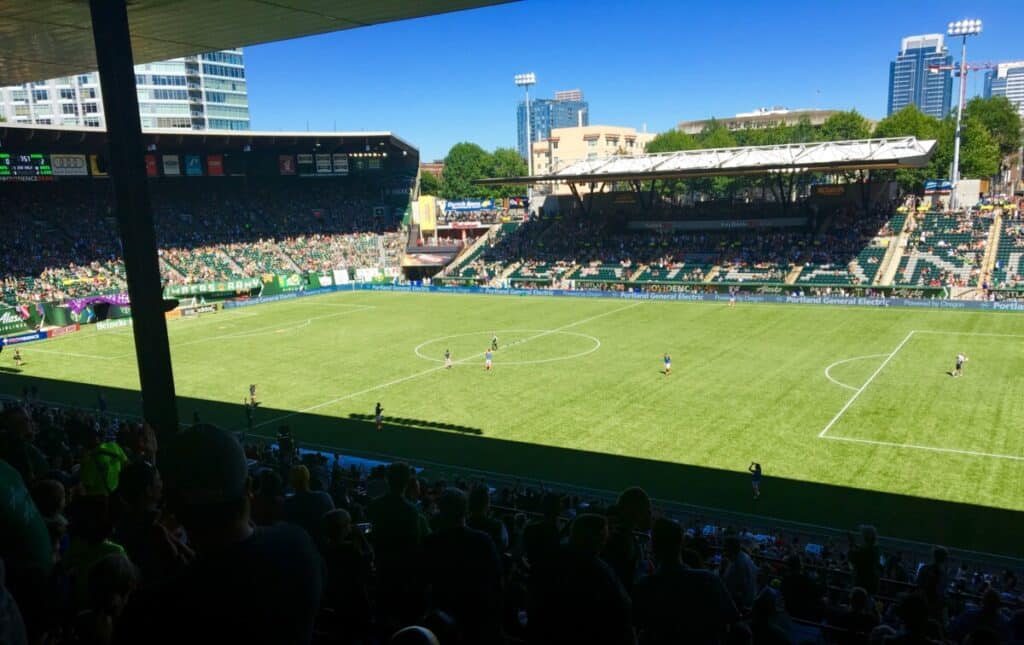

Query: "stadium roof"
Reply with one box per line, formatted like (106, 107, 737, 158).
(0, 0, 512, 86)
(0, 122, 418, 156)
(478, 137, 937, 185)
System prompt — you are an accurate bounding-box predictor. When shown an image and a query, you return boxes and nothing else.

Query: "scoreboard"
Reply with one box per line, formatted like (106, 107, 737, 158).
(0, 153, 53, 178)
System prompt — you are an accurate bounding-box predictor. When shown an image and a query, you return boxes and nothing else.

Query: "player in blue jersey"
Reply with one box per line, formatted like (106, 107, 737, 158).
(663, 352, 672, 376)
(749, 462, 762, 499)
(485, 349, 493, 371)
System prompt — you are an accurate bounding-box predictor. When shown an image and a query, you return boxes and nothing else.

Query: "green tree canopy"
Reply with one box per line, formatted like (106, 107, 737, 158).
(645, 129, 698, 153)
(872, 105, 942, 193)
(964, 95, 1022, 158)
(440, 142, 493, 200)
(819, 110, 873, 141)
(419, 170, 441, 196)
(488, 147, 529, 198)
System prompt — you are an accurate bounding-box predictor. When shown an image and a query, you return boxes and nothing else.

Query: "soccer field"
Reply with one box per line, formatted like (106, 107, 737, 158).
(4, 290, 1024, 556)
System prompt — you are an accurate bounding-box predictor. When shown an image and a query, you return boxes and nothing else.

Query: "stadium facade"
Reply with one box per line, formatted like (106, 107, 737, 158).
(516, 90, 589, 159)
(677, 108, 839, 135)
(887, 34, 953, 118)
(984, 61, 1024, 119)
(0, 49, 250, 131)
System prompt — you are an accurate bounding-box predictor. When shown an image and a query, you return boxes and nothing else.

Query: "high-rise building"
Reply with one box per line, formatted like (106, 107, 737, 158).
(0, 49, 249, 131)
(517, 90, 589, 159)
(887, 34, 953, 119)
(984, 61, 1024, 119)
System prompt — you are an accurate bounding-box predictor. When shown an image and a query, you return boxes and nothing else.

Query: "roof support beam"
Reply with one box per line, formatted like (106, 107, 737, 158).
(90, 0, 179, 436)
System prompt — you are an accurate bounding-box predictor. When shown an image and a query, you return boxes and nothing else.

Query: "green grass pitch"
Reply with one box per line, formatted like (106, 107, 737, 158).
(4, 291, 1024, 556)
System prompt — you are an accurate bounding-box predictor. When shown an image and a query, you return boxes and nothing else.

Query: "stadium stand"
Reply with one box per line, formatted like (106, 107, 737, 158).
(992, 214, 1024, 289)
(1, 394, 1021, 645)
(894, 211, 992, 288)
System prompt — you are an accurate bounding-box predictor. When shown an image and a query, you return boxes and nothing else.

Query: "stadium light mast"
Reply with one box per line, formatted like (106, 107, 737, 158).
(946, 18, 982, 212)
(514, 72, 536, 211)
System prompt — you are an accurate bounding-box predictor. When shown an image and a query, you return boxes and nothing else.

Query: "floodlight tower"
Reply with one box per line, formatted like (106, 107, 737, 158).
(947, 18, 982, 211)
(515, 72, 536, 211)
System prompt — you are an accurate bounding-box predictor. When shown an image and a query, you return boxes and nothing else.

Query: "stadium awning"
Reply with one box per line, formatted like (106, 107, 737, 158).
(0, 0, 513, 86)
(477, 137, 937, 185)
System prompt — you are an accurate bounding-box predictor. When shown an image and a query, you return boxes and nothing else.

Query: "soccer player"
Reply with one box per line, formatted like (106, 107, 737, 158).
(375, 402, 384, 431)
(249, 383, 258, 406)
(13, 349, 23, 367)
(749, 462, 762, 499)
(663, 352, 672, 376)
(491, 334, 499, 351)
(485, 349, 493, 371)
(953, 352, 968, 377)
(444, 348, 452, 369)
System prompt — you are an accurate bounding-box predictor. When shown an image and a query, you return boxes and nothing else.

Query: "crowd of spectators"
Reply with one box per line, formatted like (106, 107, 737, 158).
(2, 394, 1022, 645)
(0, 180, 407, 303)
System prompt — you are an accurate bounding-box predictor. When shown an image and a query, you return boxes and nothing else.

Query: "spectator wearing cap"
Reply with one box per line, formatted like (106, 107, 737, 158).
(467, 484, 508, 551)
(283, 464, 335, 545)
(115, 424, 323, 645)
(603, 487, 653, 593)
(528, 513, 636, 645)
(721, 535, 759, 611)
(422, 487, 504, 644)
(633, 518, 739, 645)
(367, 462, 429, 626)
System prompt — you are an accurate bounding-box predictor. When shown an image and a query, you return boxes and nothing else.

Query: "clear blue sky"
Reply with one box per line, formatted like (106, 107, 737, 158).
(244, 0, 1022, 161)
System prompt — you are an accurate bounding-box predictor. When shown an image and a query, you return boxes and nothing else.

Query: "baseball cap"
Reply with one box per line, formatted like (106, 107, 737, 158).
(160, 424, 248, 506)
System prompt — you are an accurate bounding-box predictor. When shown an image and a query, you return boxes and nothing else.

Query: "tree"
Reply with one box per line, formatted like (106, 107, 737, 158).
(440, 142, 492, 200)
(872, 105, 942, 193)
(419, 170, 441, 196)
(930, 114, 1000, 180)
(964, 95, 1022, 159)
(488, 147, 528, 198)
(645, 130, 697, 154)
(819, 110, 872, 142)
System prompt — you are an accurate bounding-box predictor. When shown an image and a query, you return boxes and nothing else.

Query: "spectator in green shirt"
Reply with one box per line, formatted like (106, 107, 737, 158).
(79, 429, 128, 497)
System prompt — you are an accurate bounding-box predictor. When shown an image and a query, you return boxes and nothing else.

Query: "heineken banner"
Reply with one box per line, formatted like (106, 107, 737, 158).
(67, 293, 130, 315)
(164, 278, 261, 297)
(0, 305, 30, 335)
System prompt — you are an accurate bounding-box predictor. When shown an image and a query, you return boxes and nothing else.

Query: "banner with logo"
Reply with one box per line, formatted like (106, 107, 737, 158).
(66, 293, 130, 315)
(0, 331, 46, 346)
(162, 155, 180, 176)
(51, 154, 89, 176)
(163, 278, 261, 297)
(96, 318, 132, 331)
(444, 199, 496, 212)
(184, 155, 203, 176)
(279, 155, 296, 175)
(207, 155, 224, 176)
(89, 155, 108, 177)
(47, 324, 81, 338)
(145, 154, 159, 177)
(0, 305, 30, 335)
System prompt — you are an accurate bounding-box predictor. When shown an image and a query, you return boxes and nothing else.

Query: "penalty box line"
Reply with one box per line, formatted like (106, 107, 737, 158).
(818, 330, 915, 439)
(252, 301, 641, 430)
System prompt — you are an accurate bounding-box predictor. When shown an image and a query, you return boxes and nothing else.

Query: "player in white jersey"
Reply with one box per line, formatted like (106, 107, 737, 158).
(953, 352, 968, 377)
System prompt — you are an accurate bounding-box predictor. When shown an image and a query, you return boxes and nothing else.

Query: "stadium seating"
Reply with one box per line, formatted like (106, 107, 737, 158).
(992, 217, 1024, 288)
(893, 212, 991, 287)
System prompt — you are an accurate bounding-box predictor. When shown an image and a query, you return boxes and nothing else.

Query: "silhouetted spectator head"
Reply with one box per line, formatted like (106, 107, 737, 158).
(387, 462, 412, 494)
(785, 553, 802, 574)
(859, 524, 877, 545)
(468, 484, 491, 517)
(322, 508, 352, 546)
(569, 513, 608, 555)
(436, 487, 468, 529)
(539, 492, 562, 520)
(29, 479, 65, 521)
(389, 625, 440, 645)
(289, 464, 311, 493)
(724, 535, 743, 558)
(616, 486, 652, 530)
(0, 406, 33, 440)
(116, 460, 161, 508)
(405, 476, 421, 503)
(159, 424, 250, 548)
(850, 587, 869, 612)
(650, 517, 684, 564)
(980, 588, 1001, 615)
(86, 553, 138, 616)
(255, 469, 283, 498)
(932, 546, 948, 566)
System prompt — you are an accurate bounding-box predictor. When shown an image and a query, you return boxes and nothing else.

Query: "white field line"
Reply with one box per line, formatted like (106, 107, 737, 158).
(823, 353, 889, 392)
(822, 435, 1024, 462)
(912, 330, 1024, 339)
(818, 331, 916, 438)
(108, 306, 375, 359)
(19, 347, 116, 361)
(253, 301, 641, 429)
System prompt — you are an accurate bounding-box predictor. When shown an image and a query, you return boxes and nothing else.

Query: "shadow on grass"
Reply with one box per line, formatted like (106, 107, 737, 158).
(0, 367, 24, 374)
(1, 372, 1021, 558)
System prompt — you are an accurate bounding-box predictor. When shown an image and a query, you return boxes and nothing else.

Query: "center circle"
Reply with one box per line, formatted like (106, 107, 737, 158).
(414, 329, 601, 366)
